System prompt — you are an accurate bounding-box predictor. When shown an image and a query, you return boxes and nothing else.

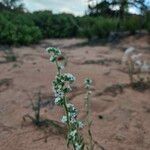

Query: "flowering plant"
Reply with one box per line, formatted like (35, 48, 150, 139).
(46, 47, 84, 150)
(84, 78, 95, 150)
(122, 47, 150, 91)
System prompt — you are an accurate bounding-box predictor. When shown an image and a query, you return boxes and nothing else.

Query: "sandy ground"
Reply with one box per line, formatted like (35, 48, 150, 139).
(0, 35, 150, 150)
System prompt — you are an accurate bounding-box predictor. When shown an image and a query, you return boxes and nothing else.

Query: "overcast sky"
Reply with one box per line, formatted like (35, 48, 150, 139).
(23, 0, 88, 16)
(23, 0, 150, 16)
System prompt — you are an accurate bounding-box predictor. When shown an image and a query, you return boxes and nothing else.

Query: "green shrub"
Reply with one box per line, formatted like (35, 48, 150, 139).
(51, 14, 78, 38)
(0, 9, 149, 45)
(16, 25, 42, 45)
(122, 16, 141, 34)
(93, 18, 118, 38)
(145, 21, 150, 32)
(143, 12, 150, 32)
(31, 11, 53, 38)
(76, 16, 95, 39)
(32, 11, 78, 38)
(78, 17, 118, 39)
(0, 10, 42, 45)
(0, 20, 17, 44)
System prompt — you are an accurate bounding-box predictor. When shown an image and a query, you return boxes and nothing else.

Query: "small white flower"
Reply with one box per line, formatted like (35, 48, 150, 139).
(64, 73, 76, 82)
(70, 117, 76, 124)
(46, 47, 61, 55)
(140, 61, 150, 73)
(66, 103, 74, 109)
(61, 115, 67, 123)
(75, 143, 82, 150)
(134, 60, 143, 67)
(58, 85, 62, 89)
(124, 47, 135, 56)
(59, 64, 64, 70)
(69, 130, 77, 137)
(78, 121, 84, 128)
(55, 97, 62, 104)
(131, 53, 143, 62)
(122, 47, 136, 64)
(84, 78, 92, 88)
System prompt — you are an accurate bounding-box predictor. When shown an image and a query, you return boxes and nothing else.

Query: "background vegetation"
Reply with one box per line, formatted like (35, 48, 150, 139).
(0, 0, 149, 45)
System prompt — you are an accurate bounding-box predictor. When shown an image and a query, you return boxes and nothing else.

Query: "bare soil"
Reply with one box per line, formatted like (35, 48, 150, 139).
(0, 35, 150, 150)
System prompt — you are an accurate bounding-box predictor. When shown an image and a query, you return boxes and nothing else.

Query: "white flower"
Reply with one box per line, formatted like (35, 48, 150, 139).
(122, 47, 136, 64)
(50, 55, 57, 62)
(131, 53, 143, 62)
(64, 73, 76, 82)
(134, 60, 143, 67)
(69, 130, 77, 137)
(124, 47, 135, 56)
(70, 117, 76, 124)
(55, 97, 62, 105)
(61, 115, 67, 123)
(46, 47, 61, 55)
(66, 103, 75, 109)
(140, 61, 150, 73)
(75, 143, 82, 150)
(59, 64, 64, 70)
(84, 78, 92, 85)
(78, 121, 84, 128)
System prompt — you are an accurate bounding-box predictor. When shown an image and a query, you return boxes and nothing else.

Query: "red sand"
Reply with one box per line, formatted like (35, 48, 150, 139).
(0, 36, 150, 150)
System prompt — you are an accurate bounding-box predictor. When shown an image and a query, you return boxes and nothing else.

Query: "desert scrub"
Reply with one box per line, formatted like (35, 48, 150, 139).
(122, 47, 150, 90)
(22, 92, 62, 130)
(84, 78, 95, 150)
(122, 47, 136, 84)
(46, 47, 84, 150)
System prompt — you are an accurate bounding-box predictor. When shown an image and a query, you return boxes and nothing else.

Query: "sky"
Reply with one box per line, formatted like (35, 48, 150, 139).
(23, 0, 150, 16)
(23, 0, 88, 16)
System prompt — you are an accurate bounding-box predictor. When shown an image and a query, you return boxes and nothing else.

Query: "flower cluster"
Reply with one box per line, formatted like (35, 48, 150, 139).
(84, 78, 92, 89)
(46, 47, 61, 62)
(122, 47, 150, 85)
(46, 47, 84, 150)
(53, 73, 75, 105)
(122, 47, 150, 73)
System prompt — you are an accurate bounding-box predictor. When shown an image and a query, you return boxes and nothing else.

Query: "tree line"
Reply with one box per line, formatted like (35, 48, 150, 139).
(0, 0, 149, 45)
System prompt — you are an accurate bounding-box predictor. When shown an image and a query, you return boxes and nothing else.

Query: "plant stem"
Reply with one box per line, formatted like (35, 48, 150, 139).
(55, 60, 73, 147)
(85, 88, 94, 150)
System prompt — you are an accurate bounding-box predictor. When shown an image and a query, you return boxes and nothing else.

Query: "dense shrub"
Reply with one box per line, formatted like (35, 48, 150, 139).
(78, 17, 118, 39)
(0, 11, 42, 45)
(0, 9, 149, 45)
(51, 14, 78, 38)
(32, 11, 78, 38)
(16, 25, 42, 45)
(92, 17, 118, 38)
(121, 16, 142, 34)
(143, 12, 150, 32)
(76, 16, 95, 39)
(145, 21, 150, 32)
(31, 11, 53, 38)
(0, 16, 17, 45)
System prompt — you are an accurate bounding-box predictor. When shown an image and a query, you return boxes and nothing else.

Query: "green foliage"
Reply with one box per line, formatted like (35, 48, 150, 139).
(0, 8, 149, 45)
(16, 25, 42, 45)
(122, 16, 141, 34)
(78, 16, 118, 39)
(143, 11, 150, 32)
(31, 11, 53, 38)
(46, 47, 84, 150)
(31, 11, 78, 38)
(51, 13, 78, 38)
(145, 21, 150, 32)
(0, 11, 42, 45)
(77, 16, 95, 39)
(93, 17, 118, 38)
